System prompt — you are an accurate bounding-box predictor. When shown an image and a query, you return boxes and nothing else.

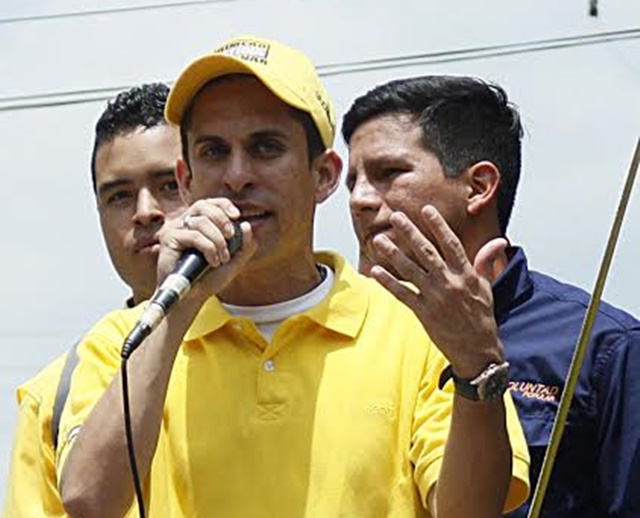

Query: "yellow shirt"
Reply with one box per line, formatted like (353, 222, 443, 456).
(58, 252, 529, 517)
(2, 354, 70, 518)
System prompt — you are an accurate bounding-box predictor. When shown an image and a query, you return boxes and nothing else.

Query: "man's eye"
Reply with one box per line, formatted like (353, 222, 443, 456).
(106, 191, 132, 205)
(379, 167, 408, 181)
(204, 146, 222, 156)
(252, 139, 284, 158)
(160, 180, 179, 193)
(199, 143, 228, 158)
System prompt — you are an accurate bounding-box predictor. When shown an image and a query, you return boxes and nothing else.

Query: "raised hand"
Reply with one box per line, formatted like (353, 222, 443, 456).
(370, 204, 506, 378)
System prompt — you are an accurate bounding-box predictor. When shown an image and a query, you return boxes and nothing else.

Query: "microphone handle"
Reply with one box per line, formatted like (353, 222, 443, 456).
(122, 221, 243, 358)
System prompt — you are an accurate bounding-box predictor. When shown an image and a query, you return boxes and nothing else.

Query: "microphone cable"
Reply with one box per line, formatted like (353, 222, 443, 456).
(120, 221, 243, 517)
(121, 358, 146, 517)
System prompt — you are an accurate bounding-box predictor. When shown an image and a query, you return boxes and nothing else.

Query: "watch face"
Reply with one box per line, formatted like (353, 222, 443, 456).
(476, 363, 510, 401)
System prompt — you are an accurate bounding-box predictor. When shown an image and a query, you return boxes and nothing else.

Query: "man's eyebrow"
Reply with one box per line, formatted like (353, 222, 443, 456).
(97, 179, 132, 197)
(192, 134, 224, 146)
(191, 129, 289, 150)
(250, 129, 287, 140)
(149, 169, 177, 180)
(97, 169, 176, 196)
(366, 151, 411, 164)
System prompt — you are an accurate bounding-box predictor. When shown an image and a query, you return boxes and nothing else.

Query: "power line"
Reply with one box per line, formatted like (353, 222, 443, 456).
(0, 0, 235, 25)
(0, 27, 638, 113)
(0, 84, 136, 104)
(320, 27, 640, 76)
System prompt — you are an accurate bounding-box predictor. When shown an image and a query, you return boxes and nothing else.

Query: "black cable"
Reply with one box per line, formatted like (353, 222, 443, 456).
(121, 358, 146, 518)
(1, 27, 638, 113)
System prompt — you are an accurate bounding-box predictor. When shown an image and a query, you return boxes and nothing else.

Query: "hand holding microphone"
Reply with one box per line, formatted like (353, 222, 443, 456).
(122, 200, 252, 358)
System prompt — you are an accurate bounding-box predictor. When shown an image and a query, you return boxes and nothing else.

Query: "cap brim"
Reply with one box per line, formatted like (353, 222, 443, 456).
(165, 54, 308, 126)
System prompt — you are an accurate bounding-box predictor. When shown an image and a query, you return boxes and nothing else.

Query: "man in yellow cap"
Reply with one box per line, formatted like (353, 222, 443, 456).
(56, 36, 529, 517)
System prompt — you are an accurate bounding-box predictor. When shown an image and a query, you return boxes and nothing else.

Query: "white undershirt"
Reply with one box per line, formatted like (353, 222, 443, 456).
(221, 264, 334, 341)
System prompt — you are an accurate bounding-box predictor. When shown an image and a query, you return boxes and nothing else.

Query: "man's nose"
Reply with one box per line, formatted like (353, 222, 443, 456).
(222, 152, 254, 193)
(133, 188, 164, 227)
(349, 176, 382, 213)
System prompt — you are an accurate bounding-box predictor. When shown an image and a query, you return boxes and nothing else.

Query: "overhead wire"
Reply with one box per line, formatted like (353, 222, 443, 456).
(320, 27, 640, 76)
(1, 27, 638, 113)
(0, 0, 236, 25)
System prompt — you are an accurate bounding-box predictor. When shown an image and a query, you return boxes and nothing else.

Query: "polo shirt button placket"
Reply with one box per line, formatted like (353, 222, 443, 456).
(256, 357, 285, 421)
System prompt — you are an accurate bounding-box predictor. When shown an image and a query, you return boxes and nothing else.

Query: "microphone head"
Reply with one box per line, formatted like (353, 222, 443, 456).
(228, 220, 243, 255)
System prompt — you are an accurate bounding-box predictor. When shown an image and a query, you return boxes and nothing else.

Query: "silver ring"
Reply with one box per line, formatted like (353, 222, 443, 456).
(182, 213, 194, 229)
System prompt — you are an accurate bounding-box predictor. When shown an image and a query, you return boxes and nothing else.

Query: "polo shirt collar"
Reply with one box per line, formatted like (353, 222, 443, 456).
(183, 252, 368, 342)
(302, 251, 368, 339)
(492, 246, 534, 323)
(184, 296, 231, 342)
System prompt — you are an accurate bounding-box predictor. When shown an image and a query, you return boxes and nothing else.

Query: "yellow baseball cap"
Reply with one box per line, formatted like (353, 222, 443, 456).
(165, 35, 335, 149)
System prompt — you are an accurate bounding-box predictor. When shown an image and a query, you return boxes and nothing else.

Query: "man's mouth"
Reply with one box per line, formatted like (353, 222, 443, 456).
(239, 209, 270, 223)
(134, 237, 160, 254)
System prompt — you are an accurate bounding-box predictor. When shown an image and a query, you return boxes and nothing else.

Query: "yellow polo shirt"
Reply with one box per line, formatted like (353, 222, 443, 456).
(58, 252, 529, 517)
(2, 354, 70, 518)
(2, 299, 134, 518)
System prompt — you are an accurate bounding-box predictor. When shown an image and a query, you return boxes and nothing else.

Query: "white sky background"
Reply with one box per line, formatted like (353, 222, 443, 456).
(0, 0, 638, 499)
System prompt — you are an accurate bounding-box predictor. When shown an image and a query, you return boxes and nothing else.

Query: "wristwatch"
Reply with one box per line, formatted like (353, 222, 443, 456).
(438, 361, 510, 402)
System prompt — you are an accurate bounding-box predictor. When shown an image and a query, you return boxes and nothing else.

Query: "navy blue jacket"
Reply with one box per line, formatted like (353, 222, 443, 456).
(499, 248, 640, 517)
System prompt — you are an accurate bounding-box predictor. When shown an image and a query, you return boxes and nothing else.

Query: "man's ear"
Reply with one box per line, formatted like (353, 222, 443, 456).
(464, 161, 501, 216)
(176, 158, 194, 205)
(313, 149, 343, 204)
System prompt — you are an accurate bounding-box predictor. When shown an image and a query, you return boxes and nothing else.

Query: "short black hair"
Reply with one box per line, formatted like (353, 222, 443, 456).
(179, 75, 325, 170)
(90, 83, 170, 193)
(342, 76, 523, 234)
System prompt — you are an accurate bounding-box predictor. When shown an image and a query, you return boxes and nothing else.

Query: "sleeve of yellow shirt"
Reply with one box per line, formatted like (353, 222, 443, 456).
(55, 308, 140, 483)
(2, 358, 69, 518)
(410, 343, 531, 515)
(502, 390, 531, 512)
(409, 342, 454, 512)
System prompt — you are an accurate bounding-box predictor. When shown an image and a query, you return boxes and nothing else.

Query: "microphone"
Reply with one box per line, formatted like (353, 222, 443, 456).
(121, 220, 243, 359)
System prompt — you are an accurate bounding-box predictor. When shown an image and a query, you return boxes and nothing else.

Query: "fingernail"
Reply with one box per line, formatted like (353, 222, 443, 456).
(390, 211, 406, 225)
(224, 222, 235, 238)
(373, 233, 393, 252)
